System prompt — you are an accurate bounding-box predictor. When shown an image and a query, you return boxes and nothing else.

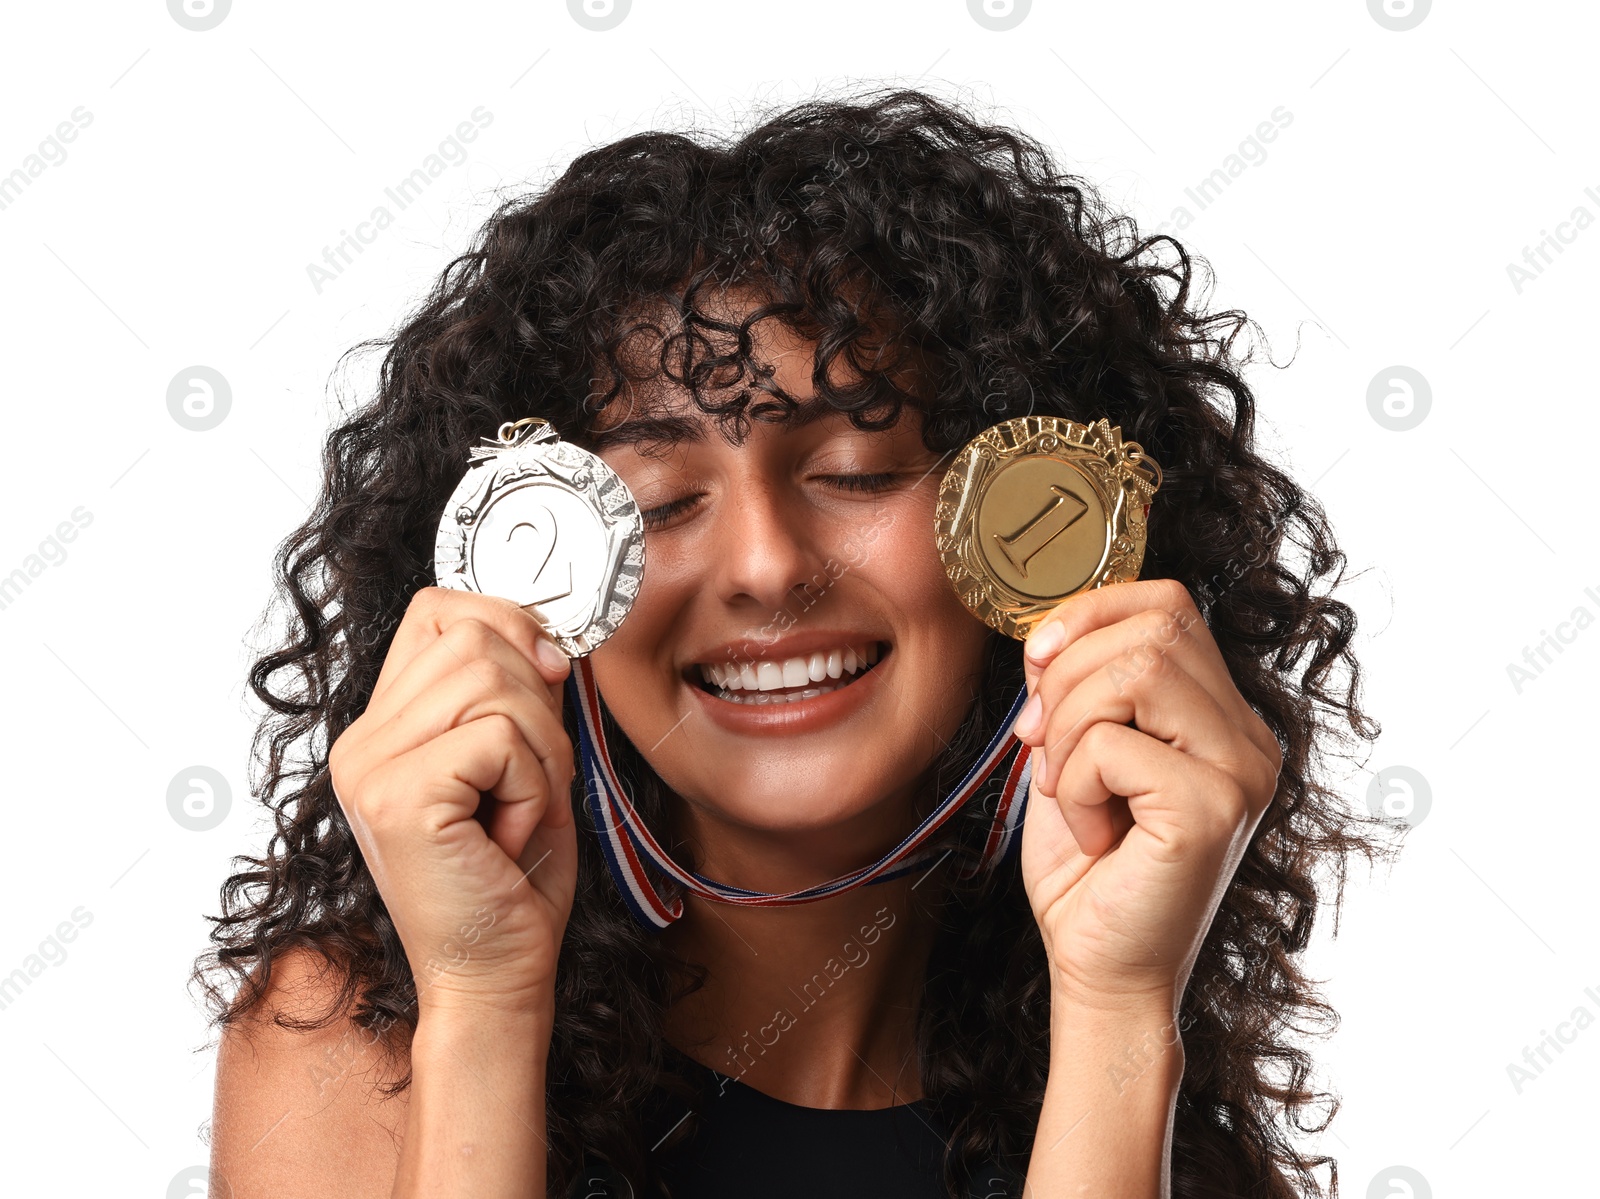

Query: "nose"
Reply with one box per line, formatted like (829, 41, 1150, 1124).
(708, 471, 828, 613)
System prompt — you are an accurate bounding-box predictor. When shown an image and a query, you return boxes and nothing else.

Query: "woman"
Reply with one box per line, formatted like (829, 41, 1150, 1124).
(196, 88, 1389, 1198)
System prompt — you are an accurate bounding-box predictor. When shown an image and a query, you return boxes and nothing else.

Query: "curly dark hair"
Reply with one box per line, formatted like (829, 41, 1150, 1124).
(191, 85, 1393, 1199)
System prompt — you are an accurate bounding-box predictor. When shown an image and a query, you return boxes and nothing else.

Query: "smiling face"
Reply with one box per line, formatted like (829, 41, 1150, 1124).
(583, 309, 993, 892)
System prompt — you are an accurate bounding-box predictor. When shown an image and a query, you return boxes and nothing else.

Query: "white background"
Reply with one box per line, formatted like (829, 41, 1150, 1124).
(0, 1, 1594, 1195)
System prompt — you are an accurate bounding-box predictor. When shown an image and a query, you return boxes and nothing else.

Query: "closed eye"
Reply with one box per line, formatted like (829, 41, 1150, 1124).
(820, 472, 898, 493)
(640, 473, 901, 530)
(640, 494, 702, 530)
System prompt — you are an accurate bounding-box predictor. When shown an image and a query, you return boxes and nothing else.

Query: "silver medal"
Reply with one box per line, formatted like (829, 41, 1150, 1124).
(433, 417, 645, 656)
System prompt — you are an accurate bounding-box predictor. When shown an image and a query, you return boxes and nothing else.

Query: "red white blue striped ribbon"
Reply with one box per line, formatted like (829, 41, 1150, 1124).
(566, 655, 1034, 930)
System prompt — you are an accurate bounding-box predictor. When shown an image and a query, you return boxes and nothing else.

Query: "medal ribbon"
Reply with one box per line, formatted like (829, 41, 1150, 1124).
(565, 656, 1034, 930)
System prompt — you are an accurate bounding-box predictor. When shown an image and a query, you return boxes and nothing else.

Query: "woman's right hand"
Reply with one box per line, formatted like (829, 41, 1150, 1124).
(327, 586, 578, 1016)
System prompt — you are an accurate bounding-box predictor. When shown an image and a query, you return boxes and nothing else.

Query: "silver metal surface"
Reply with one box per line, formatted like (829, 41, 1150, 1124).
(433, 420, 645, 656)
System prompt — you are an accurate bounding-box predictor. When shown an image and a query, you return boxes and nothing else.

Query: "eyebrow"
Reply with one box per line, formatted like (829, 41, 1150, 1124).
(587, 395, 844, 452)
(588, 413, 709, 451)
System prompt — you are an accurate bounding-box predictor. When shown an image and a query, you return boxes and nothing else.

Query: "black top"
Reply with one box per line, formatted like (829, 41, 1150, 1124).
(655, 1047, 952, 1199)
(573, 1045, 1012, 1199)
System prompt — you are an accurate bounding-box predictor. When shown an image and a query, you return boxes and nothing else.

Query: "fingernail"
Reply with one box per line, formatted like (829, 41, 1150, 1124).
(535, 636, 569, 674)
(1025, 620, 1066, 662)
(1014, 693, 1043, 739)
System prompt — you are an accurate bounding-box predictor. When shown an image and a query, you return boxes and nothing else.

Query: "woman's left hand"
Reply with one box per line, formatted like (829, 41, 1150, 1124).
(1013, 578, 1283, 1012)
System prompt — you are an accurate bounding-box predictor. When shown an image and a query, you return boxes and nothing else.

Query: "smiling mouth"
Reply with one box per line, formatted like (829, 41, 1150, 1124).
(691, 641, 889, 705)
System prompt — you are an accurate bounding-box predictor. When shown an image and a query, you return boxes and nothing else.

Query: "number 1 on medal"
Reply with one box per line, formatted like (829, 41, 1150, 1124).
(993, 484, 1089, 578)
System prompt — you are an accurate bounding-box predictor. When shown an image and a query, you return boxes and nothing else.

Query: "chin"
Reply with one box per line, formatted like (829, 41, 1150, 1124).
(657, 716, 942, 857)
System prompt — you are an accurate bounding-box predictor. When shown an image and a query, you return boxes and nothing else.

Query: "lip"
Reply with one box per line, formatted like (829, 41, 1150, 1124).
(684, 630, 891, 736)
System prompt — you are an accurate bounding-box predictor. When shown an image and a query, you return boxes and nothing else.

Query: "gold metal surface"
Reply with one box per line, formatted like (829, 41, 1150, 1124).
(934, 416, 1161, 640)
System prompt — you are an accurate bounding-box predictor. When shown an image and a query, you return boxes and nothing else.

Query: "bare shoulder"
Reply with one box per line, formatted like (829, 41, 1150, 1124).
(210, 946, 410, 1199)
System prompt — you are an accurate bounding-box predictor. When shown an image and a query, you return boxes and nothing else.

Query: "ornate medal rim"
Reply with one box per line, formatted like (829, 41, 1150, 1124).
(934, 415, 1160, 640)
(433, 420, 645, 657)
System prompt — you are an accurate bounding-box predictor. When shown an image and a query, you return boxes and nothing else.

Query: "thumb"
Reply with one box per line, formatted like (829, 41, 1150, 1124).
(1021, 612, 1069, 694)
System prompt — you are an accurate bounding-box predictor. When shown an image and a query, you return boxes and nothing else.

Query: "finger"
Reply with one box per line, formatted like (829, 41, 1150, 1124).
(1023, 590, 1280, 770)
(1053, 721, 1252, 861)
(366, 615, 567, 729)
(356, 662, 575, 820)
(1017, 604, 1199, 742)
(506, 800, 581, 927)
(375, 587, 569, 701)
(1027, 740, 1114, 861)
(1059, 789, 1130, 861)
(359, 714, 563, 864)
(1027, 655, 1252, 801)
(1023, 579, 1210, 689)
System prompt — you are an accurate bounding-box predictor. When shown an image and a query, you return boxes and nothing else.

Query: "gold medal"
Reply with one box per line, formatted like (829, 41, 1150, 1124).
(934, 416, 1162, 640)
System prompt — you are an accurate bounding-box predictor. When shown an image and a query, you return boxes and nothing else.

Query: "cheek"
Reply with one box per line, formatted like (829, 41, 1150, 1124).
(864, 506, 987, 652)
(584, 549, 693, 707)
(874, 496, 955, 604)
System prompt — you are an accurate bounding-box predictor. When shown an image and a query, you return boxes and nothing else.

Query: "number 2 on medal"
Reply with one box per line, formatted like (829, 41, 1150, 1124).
(507, 510, 573, 606)
(994, 483, 1088, 577)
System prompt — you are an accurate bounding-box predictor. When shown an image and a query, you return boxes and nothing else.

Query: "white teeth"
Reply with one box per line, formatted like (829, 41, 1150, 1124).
(697, 642, 884, 696)
(720, 682, 845, 705)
